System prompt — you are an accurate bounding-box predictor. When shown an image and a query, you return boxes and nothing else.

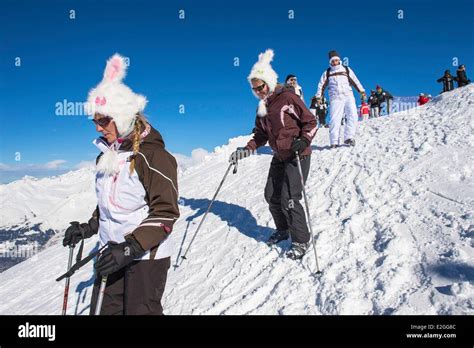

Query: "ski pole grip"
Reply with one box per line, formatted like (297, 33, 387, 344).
(69, 221, 80, 248)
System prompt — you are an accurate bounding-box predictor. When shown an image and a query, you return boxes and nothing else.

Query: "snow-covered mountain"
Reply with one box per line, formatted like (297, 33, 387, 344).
(0, 167, 97, 271)
(0, 85, 472, 315)
(0, 167, 96, 230)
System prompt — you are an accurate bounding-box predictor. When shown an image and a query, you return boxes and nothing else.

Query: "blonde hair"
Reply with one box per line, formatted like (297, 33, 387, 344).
(129, 113, 148, 175)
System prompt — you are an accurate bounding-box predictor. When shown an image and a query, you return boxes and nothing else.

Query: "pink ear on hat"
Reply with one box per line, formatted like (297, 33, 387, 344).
(108, 58, 121, 80)
(103, 53, 127, 82)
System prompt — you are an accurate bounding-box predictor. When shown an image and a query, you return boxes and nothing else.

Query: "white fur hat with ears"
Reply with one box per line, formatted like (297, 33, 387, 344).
(247, 49, 278, 93)
(85, 53, 148, 137)
(247, 49, 278, 117)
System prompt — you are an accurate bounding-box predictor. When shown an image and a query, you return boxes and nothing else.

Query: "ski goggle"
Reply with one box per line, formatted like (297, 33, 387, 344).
(252, 82, 267, 92)
(92, 116, 113, 128)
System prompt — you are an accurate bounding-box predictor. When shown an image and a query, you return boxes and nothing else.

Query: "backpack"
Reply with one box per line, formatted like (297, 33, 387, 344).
(326, 65, 350, 82)
(321, 65, 362, 96)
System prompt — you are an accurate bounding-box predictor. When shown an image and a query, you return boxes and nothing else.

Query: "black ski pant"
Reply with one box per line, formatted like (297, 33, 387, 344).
(90, 257, 170, 315)
(316, 110, 326, 126)
(264, 155, 311, 244)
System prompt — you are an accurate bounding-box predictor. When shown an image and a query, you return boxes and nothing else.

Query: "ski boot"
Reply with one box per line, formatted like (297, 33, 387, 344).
(344, 138, 356, 147)
(266, 229, 290, 246)
(286, 241, 310, 260)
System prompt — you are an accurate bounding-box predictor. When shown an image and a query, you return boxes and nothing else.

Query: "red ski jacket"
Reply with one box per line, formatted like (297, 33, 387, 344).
(418, 96, 430, 105)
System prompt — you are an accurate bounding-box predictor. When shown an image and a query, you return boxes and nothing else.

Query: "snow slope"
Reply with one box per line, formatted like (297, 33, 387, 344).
(0, 85, 473, 315)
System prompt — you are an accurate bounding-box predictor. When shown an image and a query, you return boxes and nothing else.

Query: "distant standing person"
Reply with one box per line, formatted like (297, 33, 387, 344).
(455, 64, 471, 87)
(375, 85, 393, 115)
(315, 50, 365, 148)
(418, 93, 430, 106)
(310, 96, 328, 127)
(368, 90, 380, 118)
(285, 74, 305, 102)
(359, 101, 370, 121)
(437, 70, 455, 93)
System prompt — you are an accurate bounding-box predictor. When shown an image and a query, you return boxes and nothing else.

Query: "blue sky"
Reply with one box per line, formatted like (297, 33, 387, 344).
(0, 0, 473, 182)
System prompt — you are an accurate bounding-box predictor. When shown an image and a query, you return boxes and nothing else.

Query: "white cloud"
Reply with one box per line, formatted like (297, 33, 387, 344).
(44, 160, 67, 169)
(0, 159, 94, 173)
(74, 160, 95, 169)
(0, 161, 68, 171)
(173, 148, 211, 172)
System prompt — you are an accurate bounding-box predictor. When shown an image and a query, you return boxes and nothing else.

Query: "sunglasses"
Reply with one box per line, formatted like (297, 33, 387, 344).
(289, 78, 297, 82)
(92, 116, 113, 128)
(252, 82, 267, 92)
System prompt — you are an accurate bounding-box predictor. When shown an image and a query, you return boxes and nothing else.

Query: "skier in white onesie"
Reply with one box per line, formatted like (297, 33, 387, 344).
(315, 50, 365, 147)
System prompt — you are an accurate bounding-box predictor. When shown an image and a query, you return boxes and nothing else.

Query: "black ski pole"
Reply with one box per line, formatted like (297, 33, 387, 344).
(173, 220, 191, 270)
(61, 244, 75, 315)
(295, 151, 322, 276)
(178, 162, 236, 266)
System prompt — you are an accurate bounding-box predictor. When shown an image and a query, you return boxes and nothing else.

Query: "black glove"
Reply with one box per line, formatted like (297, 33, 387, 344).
(94, 236, 145, 276)
(63, 220, 97, 247)
(291, 137, 310, 153)
(229, 147, 251, 164)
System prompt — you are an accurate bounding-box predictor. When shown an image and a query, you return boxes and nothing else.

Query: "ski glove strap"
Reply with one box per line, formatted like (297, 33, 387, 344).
(56, 244, 108, 282)
(75, 225, 85, 263)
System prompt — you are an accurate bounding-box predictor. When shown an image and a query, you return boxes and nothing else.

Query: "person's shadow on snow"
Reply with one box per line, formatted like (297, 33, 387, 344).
(256, 144, 342, 153)
(431, 262, 474, 296)
(429, 262, 474, 282)
(253, 144, 336, 154)
(74, 242, 100, 315)
(311, 145, 332, 151)
(176, 198, 274, 265)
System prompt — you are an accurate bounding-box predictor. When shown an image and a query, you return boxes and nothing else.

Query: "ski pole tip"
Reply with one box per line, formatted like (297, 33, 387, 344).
(313, 270, 323, 278)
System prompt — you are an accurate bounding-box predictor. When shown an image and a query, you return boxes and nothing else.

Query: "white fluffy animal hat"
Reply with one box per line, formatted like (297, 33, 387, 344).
(247, 49, 278, 117)
(86, 53, 147, 137)
(248, 49, 278, 93)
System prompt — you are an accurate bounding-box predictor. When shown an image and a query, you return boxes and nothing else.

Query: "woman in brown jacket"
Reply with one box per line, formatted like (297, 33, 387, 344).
(230, 49, 317, 260)
(62, 54, 180, 315)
